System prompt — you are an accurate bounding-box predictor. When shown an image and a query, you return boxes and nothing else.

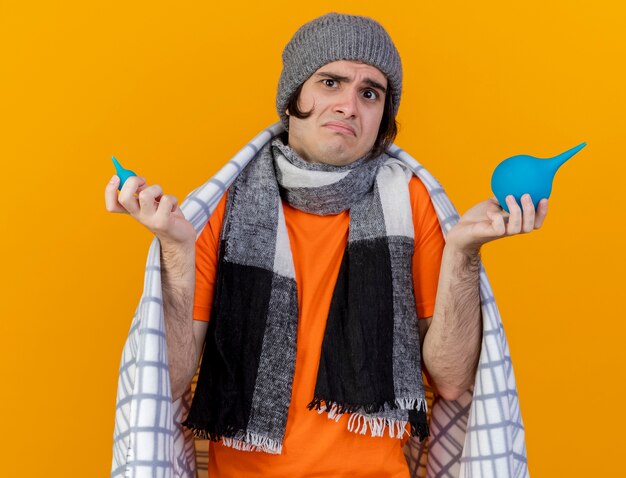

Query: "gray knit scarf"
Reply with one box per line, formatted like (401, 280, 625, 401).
(182, 136, 428, 454)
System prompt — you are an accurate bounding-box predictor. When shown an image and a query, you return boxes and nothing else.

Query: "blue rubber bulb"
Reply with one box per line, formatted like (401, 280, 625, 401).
(112, 156, 137, 191)
(491, 142, 586, 213)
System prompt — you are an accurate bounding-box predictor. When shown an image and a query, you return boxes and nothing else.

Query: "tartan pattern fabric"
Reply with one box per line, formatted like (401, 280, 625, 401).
(111, 123, 528, 478)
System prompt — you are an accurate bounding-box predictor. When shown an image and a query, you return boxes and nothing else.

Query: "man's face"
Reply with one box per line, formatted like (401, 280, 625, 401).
(286, 60, 388, 167)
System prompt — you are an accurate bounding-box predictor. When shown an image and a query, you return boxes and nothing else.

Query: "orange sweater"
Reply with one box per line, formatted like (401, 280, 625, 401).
(193, 176, 445, 478)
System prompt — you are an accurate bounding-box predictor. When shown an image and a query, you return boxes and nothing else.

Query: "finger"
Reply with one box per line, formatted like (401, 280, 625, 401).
(118, 176, 147, 215)
(487, 211, 506, 237)
(138, 184, 164, 215)
(104, 175, 127, 213)
(153, 194, 178, 231)
(520, 194, 535, 233)
(534, 198, 549, 229)
(490, 196, 510, 223)
(505, 195, 522, 235)
(487, 196, 505, 214)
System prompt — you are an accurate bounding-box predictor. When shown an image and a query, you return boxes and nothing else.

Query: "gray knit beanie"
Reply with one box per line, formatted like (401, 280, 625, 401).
(276, 13, 402, 129)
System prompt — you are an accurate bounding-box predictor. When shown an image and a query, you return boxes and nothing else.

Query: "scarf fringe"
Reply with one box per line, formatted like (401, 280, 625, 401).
(184, 423, 283, 454)
(347, 413, 408, 438)
(307, 396, 428, 416)
(309, 397, 429, 440)
(315, 402, 344, 422)
(222, 433, 282, 454)
(184, 425, 220, 442)
(409, 416, 430, 443)
(396, 397, 427, 411)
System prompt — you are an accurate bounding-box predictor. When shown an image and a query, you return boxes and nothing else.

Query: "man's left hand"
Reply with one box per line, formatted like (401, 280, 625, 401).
(446, 194, 549, 254)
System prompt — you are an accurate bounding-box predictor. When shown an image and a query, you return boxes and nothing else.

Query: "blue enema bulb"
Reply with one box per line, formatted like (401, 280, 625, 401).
(491, 142, 587, 213)
(112, 156, 137, 191)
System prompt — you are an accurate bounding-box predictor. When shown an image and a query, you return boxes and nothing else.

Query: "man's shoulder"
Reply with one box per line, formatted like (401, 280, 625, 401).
(408, 175, 430, 201)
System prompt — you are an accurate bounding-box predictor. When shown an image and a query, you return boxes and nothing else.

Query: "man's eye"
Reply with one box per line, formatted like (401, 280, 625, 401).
(323, 79, 336, 87)
(363, 90, 378, 100)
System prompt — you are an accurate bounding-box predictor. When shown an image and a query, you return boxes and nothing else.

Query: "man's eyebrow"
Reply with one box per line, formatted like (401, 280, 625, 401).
(315, 72, 387, 94)
(363, 78, 387, 94)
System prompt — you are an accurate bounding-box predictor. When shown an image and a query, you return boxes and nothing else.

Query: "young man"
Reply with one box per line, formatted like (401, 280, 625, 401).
(105, 13, 547, 477)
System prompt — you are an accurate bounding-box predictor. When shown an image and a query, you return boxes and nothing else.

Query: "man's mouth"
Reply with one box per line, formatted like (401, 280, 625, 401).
(323, 121, 356, 136)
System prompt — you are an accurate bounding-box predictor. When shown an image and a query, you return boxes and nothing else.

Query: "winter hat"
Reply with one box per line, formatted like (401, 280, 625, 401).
(276, 13, 402, 129)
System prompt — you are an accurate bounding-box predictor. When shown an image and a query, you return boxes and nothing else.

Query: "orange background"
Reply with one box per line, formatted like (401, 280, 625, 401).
(1, 1, 624, 476)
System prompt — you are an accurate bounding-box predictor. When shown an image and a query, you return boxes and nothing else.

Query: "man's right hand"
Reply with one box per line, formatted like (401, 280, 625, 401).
(106, 174, 205, 400)
(104, 175, 196, 248)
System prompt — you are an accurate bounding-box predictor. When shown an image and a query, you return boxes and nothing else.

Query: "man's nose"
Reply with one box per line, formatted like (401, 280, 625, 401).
(332, 88, 358, 117)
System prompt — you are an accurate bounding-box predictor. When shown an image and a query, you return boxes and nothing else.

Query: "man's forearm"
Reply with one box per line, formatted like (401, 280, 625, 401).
(160, 241, 198, 401)
(422, 245, 482, 400)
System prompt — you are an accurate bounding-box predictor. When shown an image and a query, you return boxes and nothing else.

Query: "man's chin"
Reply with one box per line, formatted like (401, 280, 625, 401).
(315, 141, 368, 166)
(314, 148, 356, 166)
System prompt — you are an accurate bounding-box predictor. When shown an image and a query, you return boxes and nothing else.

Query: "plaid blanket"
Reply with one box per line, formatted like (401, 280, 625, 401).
(111, 123, 529, 478)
